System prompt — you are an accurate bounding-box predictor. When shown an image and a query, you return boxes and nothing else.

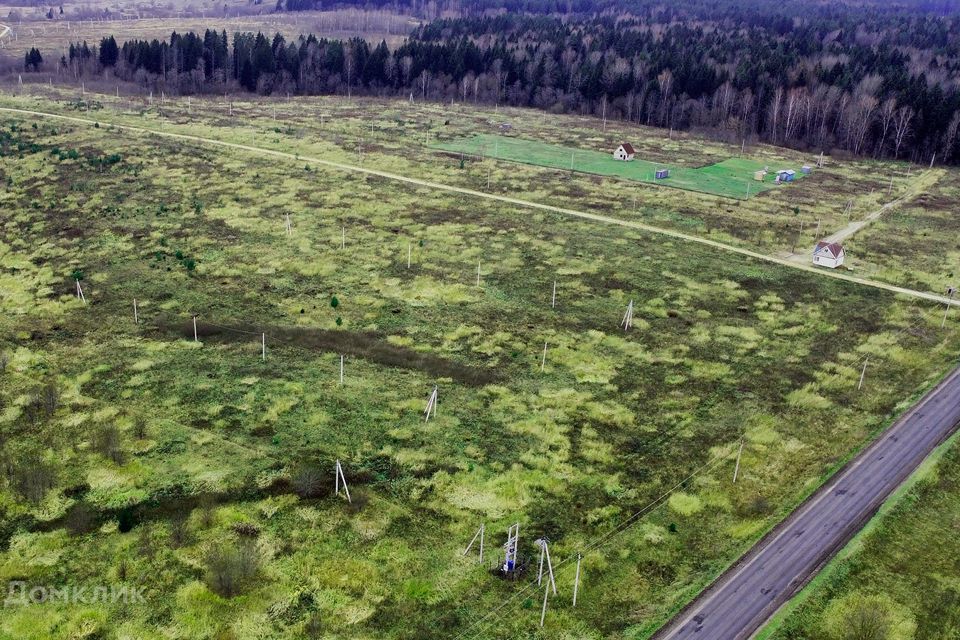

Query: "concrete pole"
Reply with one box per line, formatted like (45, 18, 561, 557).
(572, 553, 582, 607)
(943, 289, 955, 328)
(539, 583, 549, 627)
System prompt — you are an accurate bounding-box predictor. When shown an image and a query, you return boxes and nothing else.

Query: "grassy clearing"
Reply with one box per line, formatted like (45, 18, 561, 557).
(0, 95, 958, 640)
(433, 133, 804, 199)
(763, 430, 960, 640)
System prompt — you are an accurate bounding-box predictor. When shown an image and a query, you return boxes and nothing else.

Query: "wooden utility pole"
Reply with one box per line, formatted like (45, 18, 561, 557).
(858, 358, 869, 390)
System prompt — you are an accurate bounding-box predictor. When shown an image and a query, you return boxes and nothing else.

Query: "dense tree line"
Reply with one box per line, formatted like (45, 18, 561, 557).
(31, 0, 960, 163)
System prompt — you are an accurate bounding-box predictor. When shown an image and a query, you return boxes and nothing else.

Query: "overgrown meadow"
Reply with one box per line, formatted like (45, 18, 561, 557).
(0, 94, 959, 639)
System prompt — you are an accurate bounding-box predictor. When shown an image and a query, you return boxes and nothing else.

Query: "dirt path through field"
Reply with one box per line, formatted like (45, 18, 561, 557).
(2, 105, 957, 307)
(782, 168, 941, 264)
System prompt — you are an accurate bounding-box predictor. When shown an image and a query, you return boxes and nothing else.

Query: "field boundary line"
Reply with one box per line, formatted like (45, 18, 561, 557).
(2, 105, 957, 307)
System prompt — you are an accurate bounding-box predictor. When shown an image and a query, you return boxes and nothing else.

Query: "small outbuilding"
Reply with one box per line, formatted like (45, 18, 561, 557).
(813, 241, 845, 269)
(754, 169, 767, 181)
(801, 165, 812, 174)
(776, 169, 796, 182)
(655, 168, 670, 179)
(613, 143, 636, 161)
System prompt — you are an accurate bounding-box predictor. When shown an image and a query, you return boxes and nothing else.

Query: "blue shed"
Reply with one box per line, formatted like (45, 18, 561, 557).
(655, 169, 670, 179)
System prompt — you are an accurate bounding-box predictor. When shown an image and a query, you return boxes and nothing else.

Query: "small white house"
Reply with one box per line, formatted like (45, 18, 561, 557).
(813, 241, 845, 268)
(613, 143, 636, 161)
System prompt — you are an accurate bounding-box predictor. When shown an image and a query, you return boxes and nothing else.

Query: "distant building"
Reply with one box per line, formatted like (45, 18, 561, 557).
(613, 143, 636, 161)
(776, 169, 796, 182)
(655, 168, 670, 179)
(801, 165, 812, 174)
(754, 169, 767, 181)
(813, 241, 845, 268)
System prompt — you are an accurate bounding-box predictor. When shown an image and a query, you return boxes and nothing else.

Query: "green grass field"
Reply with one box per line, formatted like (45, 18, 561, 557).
(1, 90, 959, 640)
(434, 133, 807, 199)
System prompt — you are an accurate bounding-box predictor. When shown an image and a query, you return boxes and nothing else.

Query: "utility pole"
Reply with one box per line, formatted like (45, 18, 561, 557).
(733, 439, 745, 484)
(943, 287, 956, 328)
(572, 553, 582, 607)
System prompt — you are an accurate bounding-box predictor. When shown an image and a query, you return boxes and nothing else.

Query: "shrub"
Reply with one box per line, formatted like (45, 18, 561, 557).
(821, 592, 916, 640)
(304, 614, 323, 638)
(94, 425, 125, 464)
(65, 503, 94, 535)
(204, 540, 260, 598)
(169, 516, 191, 548)
(291, 465, 325, 498)
(231, 522, 261, 538)
(132, 417, 148, 440)
(11, 457, 57, 503)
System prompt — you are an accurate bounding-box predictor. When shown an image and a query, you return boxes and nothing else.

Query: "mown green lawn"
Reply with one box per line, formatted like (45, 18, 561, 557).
(434, 133, 808, 199)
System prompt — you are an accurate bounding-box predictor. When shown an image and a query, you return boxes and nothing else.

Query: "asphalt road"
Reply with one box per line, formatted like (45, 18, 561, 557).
(654, 364, 960, 640)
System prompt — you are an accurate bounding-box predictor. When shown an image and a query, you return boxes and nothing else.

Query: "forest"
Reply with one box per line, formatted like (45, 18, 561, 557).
(37, 0, 960, 162)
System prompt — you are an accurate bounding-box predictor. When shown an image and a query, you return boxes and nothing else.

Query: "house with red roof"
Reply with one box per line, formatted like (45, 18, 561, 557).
(613, 143, 636, 161)
(813, 241, 845, 268)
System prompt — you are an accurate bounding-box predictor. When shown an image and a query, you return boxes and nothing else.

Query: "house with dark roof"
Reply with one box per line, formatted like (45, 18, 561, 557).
(613, 143, 636, 161)
(813, 241, 845, 268)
